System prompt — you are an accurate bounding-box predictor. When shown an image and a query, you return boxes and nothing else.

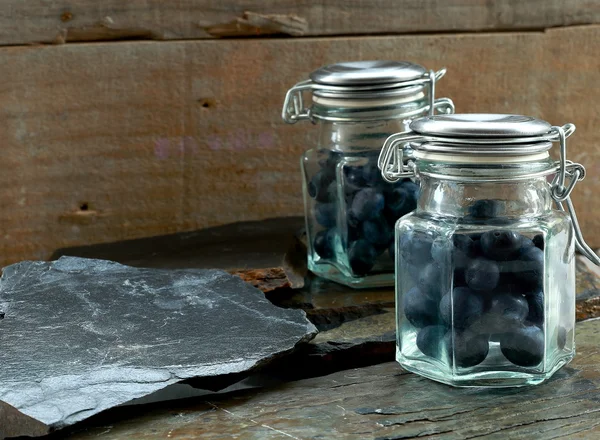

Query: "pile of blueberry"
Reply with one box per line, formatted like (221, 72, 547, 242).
(402, 200, 554, 369)
(309, 151, 419, 276)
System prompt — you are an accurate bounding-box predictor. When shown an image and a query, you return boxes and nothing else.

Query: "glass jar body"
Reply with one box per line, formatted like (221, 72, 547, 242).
(395, 175, 575, 387)
(302, 115, 421, 288)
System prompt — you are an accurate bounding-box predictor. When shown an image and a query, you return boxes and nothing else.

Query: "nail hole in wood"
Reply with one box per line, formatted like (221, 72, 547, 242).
(79, 203, 89, 211)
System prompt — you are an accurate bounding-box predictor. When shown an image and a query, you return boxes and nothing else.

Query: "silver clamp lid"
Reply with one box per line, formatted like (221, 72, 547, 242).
(282, 61, 453, 123)
(378, 113, 599, 265)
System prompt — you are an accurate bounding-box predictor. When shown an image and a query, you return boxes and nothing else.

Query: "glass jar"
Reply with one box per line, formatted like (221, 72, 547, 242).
(282, 61, 454, 288)
(379, 114, 600, 387)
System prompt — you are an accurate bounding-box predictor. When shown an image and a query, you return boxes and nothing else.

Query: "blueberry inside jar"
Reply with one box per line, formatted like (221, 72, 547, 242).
(386, 114, 590, 387)
(283, 61, 454, 288)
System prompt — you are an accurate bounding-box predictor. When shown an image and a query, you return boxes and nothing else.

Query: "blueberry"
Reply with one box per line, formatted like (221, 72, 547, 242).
(362, 217, 393, 247)
(480, 292, 529, 334)
(400, 230, 433, 266)
(344, 165, 367, 191)
(480, 230, 523, 261)
(431, 237, 450, 264)
(557, 326, 567, 350)
(317, 150, 339, 174)
(403, 286, 439, 328)
(401, 180, 420, 201)
(315, 203, 337, 228)
(385, 187, 416, 219)
(308, 171, 334, 201)
(466, 258, 500, 292)
(468, 199, 501, 219)
(520, 236, 535, 250)
(516, 246, 544, 289)
(450, 234, 477, 270)
(313, 229, 336, 259)
(418, 262, 444, 299)
(417, 325, 446, 357)
(362, 160, 384, 186)
(350, 188, 385, 223)
(348, 239, 379, 276)
(439, 287, 484, 329)
(526, 290, 544, 326)
(533, 234, 545, 250)
(444, 330, 489, 368)
(500, 325, 544, 367)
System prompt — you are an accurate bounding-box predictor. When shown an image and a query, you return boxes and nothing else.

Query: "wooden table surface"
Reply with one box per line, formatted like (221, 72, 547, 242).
(56, 319, 600, 439)
(46, 219, 600, 440)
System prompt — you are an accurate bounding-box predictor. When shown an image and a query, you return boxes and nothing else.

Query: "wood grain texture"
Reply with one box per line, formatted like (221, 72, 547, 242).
(1, 0, 599, 45)
(58, 318, 600, 439)
(2, 26, 600, 265)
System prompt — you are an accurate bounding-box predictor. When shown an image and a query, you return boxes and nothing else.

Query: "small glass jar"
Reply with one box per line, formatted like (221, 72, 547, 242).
(282, 61, 454, 288)
(379, 114, 600, 387)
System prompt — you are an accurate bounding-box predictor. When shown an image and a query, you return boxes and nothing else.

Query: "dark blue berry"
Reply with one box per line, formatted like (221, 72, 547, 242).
(431, 237, 450, 264)
(533, 234, 545, 250)
(350, 188, 385, 223)
(348, 239, 379, 276)
(418, 262, 444, 299)
(400, 230, 433, 266)
(439, 287, 484, 329)
(466, 258, 500, 292)
(516, 246, 544, 289)
(308, 171, 334, 201)
(385, 187, 415, 219)
(362, 217, 393, 247)
(480, 230, 522, 261)
(480, 292, 528, 334)
(401, 180, 420, 201)
(344, 165, 367, 192)
(403, 286, 439, 328)
(313, 229, 336, 259)
(444, 330, 489, 368)
(315, 203, 336, 228)
(362, 160, 384, 186)
(526, 290, 544, 326)
(520, 236, 535, 250)
(417, 325, 446, 357)
(468, 199, 501, 219)
(500, 325, 544, 367)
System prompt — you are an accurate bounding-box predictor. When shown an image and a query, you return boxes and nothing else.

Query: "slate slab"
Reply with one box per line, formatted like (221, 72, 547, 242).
(51, 217, 307, 293)
(0, 257, 316, 439)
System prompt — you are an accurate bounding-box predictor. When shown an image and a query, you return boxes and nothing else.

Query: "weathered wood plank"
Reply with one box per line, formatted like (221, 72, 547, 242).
(59, 318, 600, 439)
(2, 26, 600, 265)
(1, 1, 599, 46)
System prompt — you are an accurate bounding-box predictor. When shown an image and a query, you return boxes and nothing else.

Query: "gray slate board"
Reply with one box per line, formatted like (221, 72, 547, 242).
(0, 257, 316, 439)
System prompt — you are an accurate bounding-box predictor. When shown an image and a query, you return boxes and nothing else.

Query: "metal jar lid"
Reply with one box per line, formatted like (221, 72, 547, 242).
(378, 113, 600, 266)
(282, 60, 453, 123)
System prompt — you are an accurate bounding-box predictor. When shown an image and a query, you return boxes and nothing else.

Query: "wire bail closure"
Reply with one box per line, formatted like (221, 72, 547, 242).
(282, 69, 450, 124)
(378, 123, 600, 266)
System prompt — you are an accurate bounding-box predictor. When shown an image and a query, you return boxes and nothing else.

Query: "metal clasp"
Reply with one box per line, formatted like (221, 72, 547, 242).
(282, 80, 313, 124)
(378, 131, 423, 182)
(548, 125, 600, 265)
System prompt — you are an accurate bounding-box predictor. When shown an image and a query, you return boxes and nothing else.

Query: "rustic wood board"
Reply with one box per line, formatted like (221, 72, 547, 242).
(2, 1, 599, 45)
(55, 318, 600, 439)
(1, 26, 600, 265)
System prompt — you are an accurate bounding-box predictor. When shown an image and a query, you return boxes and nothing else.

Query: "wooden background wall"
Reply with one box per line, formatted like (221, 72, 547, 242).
(1, 1, 600, 265)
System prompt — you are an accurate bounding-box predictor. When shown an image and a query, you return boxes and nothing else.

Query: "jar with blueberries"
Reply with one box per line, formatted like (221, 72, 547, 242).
(282, 61, 454, 288)
(379, 113, 600, 387)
